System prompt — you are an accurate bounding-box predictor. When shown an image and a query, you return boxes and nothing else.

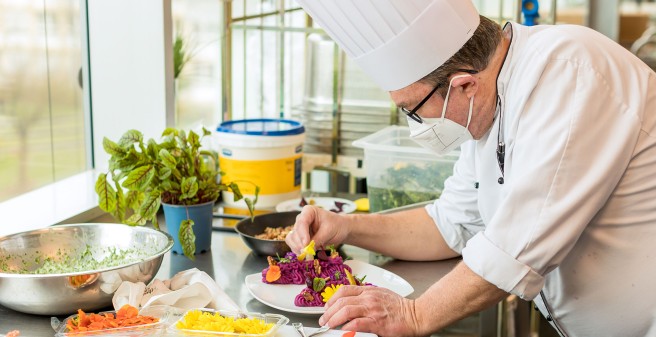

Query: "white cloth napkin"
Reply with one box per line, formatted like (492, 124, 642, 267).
(112, 268, 240, 312)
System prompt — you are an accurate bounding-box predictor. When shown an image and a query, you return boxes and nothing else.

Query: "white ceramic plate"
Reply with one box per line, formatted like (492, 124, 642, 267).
(275, 197, 357, 214)
(245, 260, 414, 315)
(276, 325, 377, 336)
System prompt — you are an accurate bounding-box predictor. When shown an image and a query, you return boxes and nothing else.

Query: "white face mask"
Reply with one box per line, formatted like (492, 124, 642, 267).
(407, 74, 474, 156)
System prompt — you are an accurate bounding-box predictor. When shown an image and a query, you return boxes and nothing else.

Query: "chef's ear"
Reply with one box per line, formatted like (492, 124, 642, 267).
(450, 74, 478, 99)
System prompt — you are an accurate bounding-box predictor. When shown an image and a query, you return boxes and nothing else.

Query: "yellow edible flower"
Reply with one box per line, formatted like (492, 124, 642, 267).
(297, 240, 316, 262)
(344, 268, 357, 285)
(321, 284, 343, 303)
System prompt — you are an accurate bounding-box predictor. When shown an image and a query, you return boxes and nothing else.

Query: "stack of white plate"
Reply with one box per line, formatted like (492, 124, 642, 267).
(293, 33, 397, 157)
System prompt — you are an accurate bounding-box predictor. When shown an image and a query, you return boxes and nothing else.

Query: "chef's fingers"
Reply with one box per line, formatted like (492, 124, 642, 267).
(320, 299, 369, 329)
(324, 285, 366, 309)
(319, 286, 366, 325)
(287, 207, 317, 252)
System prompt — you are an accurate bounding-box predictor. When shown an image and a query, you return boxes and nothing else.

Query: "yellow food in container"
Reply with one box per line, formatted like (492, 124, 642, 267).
(172, 309, 289, 337)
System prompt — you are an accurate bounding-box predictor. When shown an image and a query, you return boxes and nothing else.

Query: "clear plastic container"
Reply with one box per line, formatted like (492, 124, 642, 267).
(169, 309, 289, 337)
(352, 126, 460, 212)
(51, 305, 171, 337)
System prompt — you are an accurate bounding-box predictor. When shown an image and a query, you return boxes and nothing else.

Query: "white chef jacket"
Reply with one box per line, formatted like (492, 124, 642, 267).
(427, 22, 656, 337)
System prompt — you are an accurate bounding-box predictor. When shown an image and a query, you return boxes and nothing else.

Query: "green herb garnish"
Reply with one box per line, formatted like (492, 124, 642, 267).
(312, 277, 328, 292)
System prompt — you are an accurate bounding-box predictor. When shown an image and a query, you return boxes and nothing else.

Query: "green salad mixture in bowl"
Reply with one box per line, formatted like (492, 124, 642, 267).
(0, 223, 173, 315)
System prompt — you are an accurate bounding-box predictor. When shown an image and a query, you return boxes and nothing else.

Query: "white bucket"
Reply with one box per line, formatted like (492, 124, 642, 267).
(214, 119, 305, 209)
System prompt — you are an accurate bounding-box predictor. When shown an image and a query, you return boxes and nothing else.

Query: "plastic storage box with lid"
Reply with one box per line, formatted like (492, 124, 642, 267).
(214, 119, 305, 209)
(352, 126, 459, 213)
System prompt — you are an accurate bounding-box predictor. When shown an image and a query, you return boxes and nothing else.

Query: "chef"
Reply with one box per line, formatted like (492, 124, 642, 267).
(286, 0, 656, 336)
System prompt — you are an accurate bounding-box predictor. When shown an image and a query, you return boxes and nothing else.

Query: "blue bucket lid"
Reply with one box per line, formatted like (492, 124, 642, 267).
(216, 119, 305, 136)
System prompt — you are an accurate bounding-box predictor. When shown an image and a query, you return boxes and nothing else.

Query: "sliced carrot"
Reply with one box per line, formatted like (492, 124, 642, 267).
(266, 265, 281, 282)
(342, 331, 356, 337)
(66, 305, 158, 332)
(117, 303, 139, 319)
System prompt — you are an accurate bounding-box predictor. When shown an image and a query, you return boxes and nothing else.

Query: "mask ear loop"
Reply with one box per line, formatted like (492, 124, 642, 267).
(465, 94, 474, 128)
(441, 75, 474, 131)
(440, 74, 472, 120)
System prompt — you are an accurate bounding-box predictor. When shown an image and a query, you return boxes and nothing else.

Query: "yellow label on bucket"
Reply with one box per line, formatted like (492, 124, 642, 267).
(220, 155, 302, 195)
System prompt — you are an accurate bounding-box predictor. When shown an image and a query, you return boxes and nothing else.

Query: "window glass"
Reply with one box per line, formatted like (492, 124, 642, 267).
(172, 0, 223, 129)
(0, 0, 86, 202)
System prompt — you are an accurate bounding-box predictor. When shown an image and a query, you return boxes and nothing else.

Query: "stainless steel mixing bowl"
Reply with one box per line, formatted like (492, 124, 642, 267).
(0, 223, 173, 315)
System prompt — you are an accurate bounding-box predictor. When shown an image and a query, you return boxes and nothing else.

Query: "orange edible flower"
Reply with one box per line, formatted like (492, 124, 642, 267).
(342, 332, 356, 337)
(65, 304, 158, 332)
(266, 265, 281, 282)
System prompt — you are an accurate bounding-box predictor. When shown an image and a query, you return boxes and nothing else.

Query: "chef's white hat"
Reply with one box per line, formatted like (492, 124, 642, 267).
(296, 0, 480, 91)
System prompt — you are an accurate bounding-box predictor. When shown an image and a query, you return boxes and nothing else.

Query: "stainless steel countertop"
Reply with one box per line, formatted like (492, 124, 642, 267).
(0, 217, 497, 336)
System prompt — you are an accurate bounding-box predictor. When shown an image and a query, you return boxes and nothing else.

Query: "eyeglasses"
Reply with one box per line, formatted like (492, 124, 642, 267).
(401, 69, 479, 124)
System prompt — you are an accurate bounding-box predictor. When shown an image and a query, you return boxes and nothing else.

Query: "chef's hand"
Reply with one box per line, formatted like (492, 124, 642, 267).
(285, 205, 350, 253)
(318, 286, 420, 337)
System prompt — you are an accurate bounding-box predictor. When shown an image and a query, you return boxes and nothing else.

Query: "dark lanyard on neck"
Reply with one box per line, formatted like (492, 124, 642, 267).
(495, 23, 513, 185)
(496, 95, 505, 185)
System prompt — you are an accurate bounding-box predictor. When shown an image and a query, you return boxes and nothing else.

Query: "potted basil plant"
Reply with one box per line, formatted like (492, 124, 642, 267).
(95, 127, 258, 260)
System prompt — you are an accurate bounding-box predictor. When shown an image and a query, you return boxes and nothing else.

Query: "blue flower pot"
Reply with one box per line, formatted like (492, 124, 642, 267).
(162, 201, 214, 255)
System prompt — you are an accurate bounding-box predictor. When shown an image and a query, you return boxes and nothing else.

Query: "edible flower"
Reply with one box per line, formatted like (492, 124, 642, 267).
(265, 256, 281, 282)
(266, 265, 281, 282)
(345, 268, 357, 285)
(342, 332, 356, 337)
(297, 240, 316, 262)
(321, 284, 343, 303)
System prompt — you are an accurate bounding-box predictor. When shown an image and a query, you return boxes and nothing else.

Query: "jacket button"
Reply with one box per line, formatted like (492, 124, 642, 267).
(546, 315, 553, 321)
(498, 177, 504, 184)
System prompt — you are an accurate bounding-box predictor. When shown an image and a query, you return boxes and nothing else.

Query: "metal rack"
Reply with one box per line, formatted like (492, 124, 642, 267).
(220, 0, 399, 163)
